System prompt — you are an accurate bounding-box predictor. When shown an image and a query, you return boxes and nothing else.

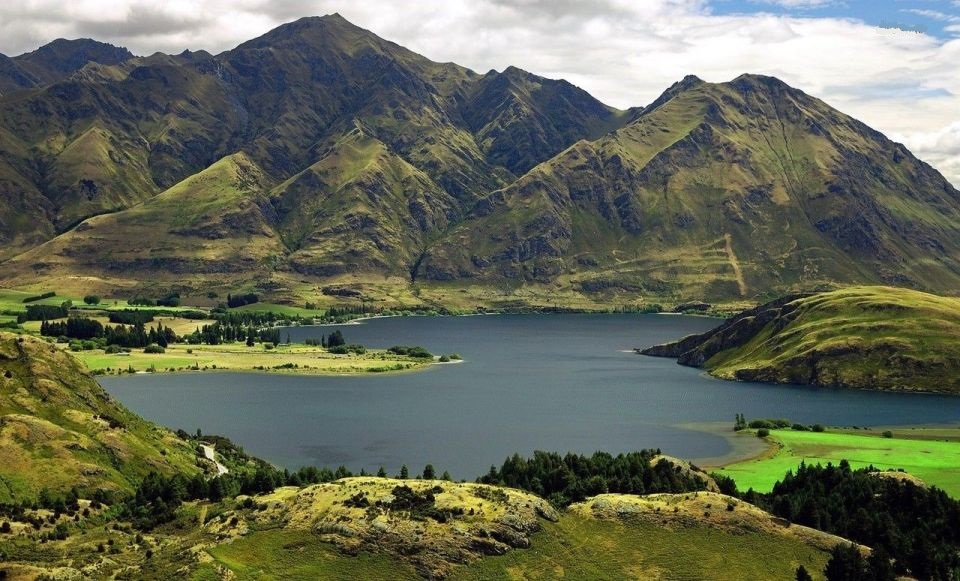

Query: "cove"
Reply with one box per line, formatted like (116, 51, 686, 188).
(99, 314, 960, 479)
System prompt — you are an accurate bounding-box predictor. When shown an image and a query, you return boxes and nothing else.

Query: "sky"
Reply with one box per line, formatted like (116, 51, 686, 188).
(0, 0, 957, 185)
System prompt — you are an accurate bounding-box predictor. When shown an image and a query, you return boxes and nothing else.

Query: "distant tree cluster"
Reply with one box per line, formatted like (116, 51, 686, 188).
(478, 450, 707, 507)
(20, 304, 69, 321)
(21, 292, 56, 304)
(386, 345, 433, 359)
(747, 461, 960, 579)
(226, 293, 259, 308)
(129, 293, 181, 307)
(41, 318, 176, 348)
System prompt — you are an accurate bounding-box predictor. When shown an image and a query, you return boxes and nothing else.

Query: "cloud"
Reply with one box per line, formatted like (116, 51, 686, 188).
(0, 0, 956, 185)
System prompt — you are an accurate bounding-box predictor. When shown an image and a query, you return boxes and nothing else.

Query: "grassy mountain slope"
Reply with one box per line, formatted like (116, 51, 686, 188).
(2, 17, 960, 306)
(0, 333, 198, 504)
(0, 15, 625, 286)
(1, 153, 285, 291)
(421, 75, 960, 301)
(641, 286, 960, 392)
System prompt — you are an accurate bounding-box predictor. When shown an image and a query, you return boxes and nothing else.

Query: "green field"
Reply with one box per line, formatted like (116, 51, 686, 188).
(69, 342, 432, 376)
(718, 428, 960, 497)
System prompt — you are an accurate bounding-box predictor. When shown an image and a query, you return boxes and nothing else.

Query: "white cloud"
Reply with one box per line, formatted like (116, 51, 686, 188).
(0, 0, 957, 186)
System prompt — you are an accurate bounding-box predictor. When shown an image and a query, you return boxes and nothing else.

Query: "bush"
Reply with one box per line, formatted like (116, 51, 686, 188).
(811, 424, 825, 432)
(882, 430, 894, 439)
(791, 423, 808, 431)
(144, 344, 165, 354)
(438, 355, 450, 362)
(83, 295, 101, 305)
(387, 345, 433, 359)
(756, 428, 770, 438)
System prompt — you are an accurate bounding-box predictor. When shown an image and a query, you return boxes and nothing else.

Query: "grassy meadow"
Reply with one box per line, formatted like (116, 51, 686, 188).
(718, 427, 960, 497)
(70, 342, 432, 376)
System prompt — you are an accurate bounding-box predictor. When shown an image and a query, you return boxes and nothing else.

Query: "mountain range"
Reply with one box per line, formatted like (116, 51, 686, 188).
(1, 14, 958, 305)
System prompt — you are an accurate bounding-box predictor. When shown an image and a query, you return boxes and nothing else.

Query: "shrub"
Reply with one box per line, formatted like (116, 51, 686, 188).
(756, 428, 770, 438)
(811, 424, 826, 432)
(439, 355, 451, 362)
(83, 295, 101, 305)
(882, 430, 894, 439)
(791, 423, 808, 431)
(144, 344, 165, 354)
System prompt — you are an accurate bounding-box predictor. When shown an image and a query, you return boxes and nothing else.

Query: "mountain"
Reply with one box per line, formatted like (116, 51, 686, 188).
(418, 75, 960, 300)
(0, 333, 199, 502)
(1, 16, 959, 305)
(0, 38, 133, 94)
(641, 286, 960, 393)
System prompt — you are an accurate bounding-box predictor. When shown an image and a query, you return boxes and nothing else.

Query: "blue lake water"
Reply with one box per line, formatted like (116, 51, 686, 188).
(99, 314, 960, 479)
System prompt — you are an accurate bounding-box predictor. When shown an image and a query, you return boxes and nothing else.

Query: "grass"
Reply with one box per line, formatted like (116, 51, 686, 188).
(457, 512, 829, 580)
(706, 286, 960, 391)
(203, 506, 830, 581)
(202, 529, 420, 580)
(68, 342, 431, 376)
(718, 427, 960, 497)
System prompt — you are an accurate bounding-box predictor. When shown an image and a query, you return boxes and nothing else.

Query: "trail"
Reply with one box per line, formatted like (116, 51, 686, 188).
(200, 444, 229, 476)
(724, 233, 748, 297)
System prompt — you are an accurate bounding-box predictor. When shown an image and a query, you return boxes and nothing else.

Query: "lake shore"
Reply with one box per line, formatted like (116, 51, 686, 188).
(676, 421, 777, 469)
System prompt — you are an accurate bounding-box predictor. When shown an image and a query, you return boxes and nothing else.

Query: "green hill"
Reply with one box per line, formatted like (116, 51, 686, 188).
(0, 333, 199, 503)
(641, 286, 960, 392)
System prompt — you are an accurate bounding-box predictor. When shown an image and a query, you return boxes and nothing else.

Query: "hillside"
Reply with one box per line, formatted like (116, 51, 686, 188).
(198, 480, 841, 580)
(421, 75, 960, 300)
(0, 15, 959, 305)
(0, 14, 623, 267)
(641, 286, 960, 392)
(0, 333, 199, 503)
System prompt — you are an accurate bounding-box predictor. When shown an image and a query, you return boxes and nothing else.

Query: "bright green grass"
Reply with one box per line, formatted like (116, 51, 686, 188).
(231, 302, 325, 317)
(201, 529, 420, 580)
(719, 429, 960, 497)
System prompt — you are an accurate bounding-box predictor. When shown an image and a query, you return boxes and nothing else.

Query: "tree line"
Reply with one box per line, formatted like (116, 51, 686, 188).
(478, 450, 707, 507)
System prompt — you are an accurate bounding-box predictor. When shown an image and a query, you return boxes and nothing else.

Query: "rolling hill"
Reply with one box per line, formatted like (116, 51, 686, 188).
(0, 15, 959, 306)
(641, 286, 960, 392)
(0, 333, 199, 503)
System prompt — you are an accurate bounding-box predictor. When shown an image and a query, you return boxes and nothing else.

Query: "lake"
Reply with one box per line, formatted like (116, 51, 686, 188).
(100, 314, 960, 479)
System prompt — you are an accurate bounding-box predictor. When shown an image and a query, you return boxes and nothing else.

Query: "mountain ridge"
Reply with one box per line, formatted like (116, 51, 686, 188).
(1, 14, 958, 306)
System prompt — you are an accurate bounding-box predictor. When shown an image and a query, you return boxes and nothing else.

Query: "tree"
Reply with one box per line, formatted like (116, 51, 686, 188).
(423, 464, 436, 480)
(399, 465, 409, 479)
(327, 330, 346, 347)
(795, 565, 813, 581)
(824, 544, 866, 581)
(83, 295, 101, 305)
(377, 466, 387, 478)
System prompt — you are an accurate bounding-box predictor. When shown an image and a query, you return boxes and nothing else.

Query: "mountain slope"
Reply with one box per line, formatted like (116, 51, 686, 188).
(0, 39, 133, 94)
(0, 15, 624, 272)
(419, 75, 960, 301)
(0, 333, 199, 503)
(641, 286, 960, 392)
(2, 17, 960, 305)
(1, 153, 285, 290)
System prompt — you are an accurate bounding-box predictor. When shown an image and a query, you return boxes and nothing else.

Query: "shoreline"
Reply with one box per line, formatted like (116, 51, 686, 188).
(676, 421, 777, 469)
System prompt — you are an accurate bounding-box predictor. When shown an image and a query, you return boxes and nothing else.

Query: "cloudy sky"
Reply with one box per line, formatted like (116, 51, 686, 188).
(1, 0, 958, 185)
